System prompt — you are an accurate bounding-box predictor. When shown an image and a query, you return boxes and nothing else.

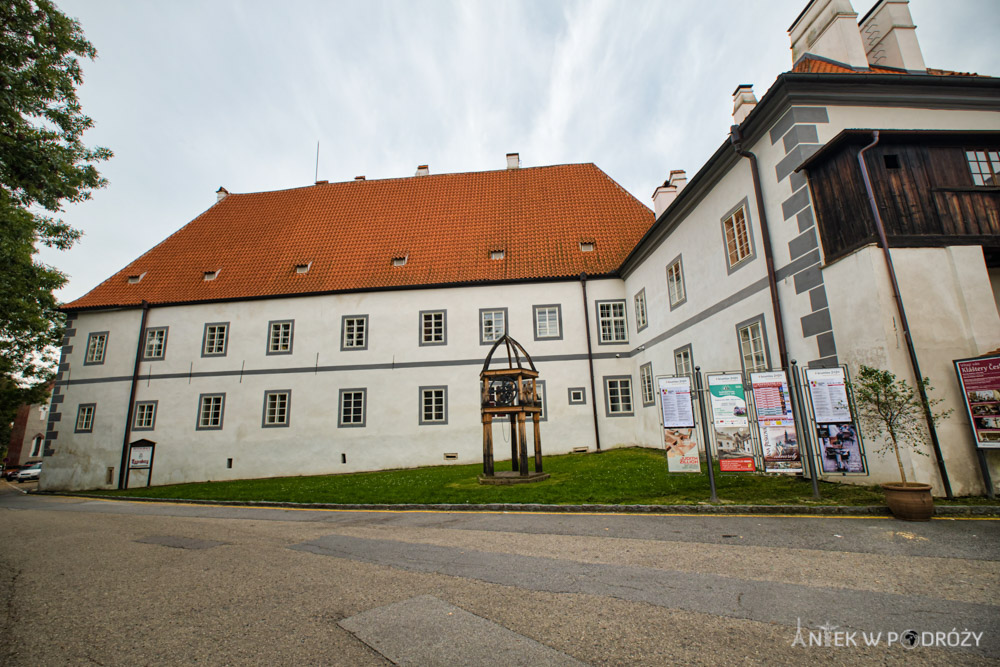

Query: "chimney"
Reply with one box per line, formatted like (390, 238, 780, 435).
(506, 152, 520, 169)
(216, 186, 229, 203)
(789, 0, 869, 69)
(415, 165, 430, 176)
(859, 0, 925, 71)
(732, 84, 757, 125)
(651, 170, 687, 218)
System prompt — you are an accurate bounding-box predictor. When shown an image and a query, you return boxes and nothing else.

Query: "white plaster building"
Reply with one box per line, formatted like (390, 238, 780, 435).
(42, 0, 1000, 495)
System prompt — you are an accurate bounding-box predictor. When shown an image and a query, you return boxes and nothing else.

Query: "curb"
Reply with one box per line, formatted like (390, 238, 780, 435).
(37, 492, 1000, 517)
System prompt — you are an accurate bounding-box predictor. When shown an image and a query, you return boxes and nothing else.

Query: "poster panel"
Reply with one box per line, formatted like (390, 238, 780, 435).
(129, 445, 153, 469)
(804, 368, 851, 424)
(708, 373, 755, 472)
(955, 355, 1000, 449)
(657, 377, 699, 472)
(815, 423, 866, 473)
(805, 367, 867, 474)
(750, 370, 802, 474)
(664, 428, 701, 473)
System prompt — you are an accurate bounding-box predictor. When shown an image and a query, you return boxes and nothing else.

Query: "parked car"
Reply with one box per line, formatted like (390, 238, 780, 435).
(3, 465, 21, 481)
(17, 461, 42, 482)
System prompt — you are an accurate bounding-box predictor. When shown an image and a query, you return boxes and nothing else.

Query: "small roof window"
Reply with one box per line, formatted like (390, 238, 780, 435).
(579, 241, 595, 252)
(203, 270, 220, 281)
(295, 262, 312, 274)
(392, 256, 408, 267)
(490, 249, 505, 260)
(127, 272, 146, 284)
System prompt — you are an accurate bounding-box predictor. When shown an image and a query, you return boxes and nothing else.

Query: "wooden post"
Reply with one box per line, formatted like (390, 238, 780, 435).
(533, 412, 542, 473)
(510, 414, 519, 472)
(517, 412, 529, 476)
(482, 413, 494, 476)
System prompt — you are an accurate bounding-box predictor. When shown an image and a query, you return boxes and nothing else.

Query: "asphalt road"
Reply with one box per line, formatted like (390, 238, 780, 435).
(1, 481, 997, 666)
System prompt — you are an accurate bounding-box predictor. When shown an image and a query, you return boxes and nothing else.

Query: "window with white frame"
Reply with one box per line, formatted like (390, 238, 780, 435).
(420, 386, 447, 424)
(263, 390, 290, 427)
(341, 315, 368, 350)
(723, 205, 753, 269)
(197, 393, 225, 430)
(268, 320, 293, 354)
(640, 363, 655, 407)
(966, 150, 1000, 186)
(568, 387, 586, 405)
(85, 332, 108, 365)
(142, 327, 167, 360)
(202, 323, 228, 357)
(533, 305, 561, 340)
(604, 377, 633, 416)
(133, 401, 157, 431)
(480, 309, 506, 344)
(737, 318, 769, 373)
(420, 310, 446, 346)
(597, 300, 628, 343)
(634, 289, 648, 331)
(75, 404, 95, 433)
(667, 257, 686, 308)
(338, 389, 366, 427)
(674, 345, 693, 378)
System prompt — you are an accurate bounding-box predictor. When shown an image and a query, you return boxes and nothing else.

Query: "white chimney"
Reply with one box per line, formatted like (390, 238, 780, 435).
(651, 170, 687, 218)
(415, 165, 430, 176)
(216, 186, 229, 203)
(732, 84, 757, 125)
(789, 0, 869, 69)
(859, 0, 925, 71)
(506, 152, 520, 169)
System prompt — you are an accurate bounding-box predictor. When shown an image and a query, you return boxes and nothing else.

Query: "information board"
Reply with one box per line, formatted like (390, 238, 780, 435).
(955, 355, 1000, 449)
(707, 373, 755, 472)
(750, 370, 801, 474)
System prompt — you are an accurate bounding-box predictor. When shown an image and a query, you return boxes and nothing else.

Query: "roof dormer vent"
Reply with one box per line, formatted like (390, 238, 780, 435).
(295, 262, 312, 274)
(579, 241, 595, 253)
(392, 256, 408, 267)
(127, 272, 146, 284)
(355, 175, 366, 181)
(415, 165, 430, 176)
(216, 187, 228, 203)
(490, 249, 505, 260)
(203, 270, 220, 281)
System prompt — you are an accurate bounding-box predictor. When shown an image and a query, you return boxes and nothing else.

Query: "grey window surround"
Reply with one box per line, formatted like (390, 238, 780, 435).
(74, 403, 96, 433)
(196, 393, 226, 431)
(720, 197, 757, 275)
(639, 362, 655, 407)
(267, 320, 294, 356)
(84, 331, 109, 366)
(595, 299, 629, 345)
(341, 314, 369, 351)
(603, 375, 634, 417)
(666, 254, 687, 310)
(133, 400, 158, 431)
(338, 388, 367, 428)
(674, 343, 694, 378)
(479, 308, 508, 345)
(532, 304, 563, 341)
(735, 314, 771, 374)
(142, 326, 169, 361)
(419, 310, 448, 347)
(568, 387, 586, 405)
(419, 385, 448, 425)
(201, 322, 230, 358)
(634, 289, 649, 332)
(262, 390, 291, 428)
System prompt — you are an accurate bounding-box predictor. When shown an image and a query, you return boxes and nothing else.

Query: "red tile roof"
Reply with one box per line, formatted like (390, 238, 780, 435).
(792, 56, 980, 77)
(65, 163, 654, 309)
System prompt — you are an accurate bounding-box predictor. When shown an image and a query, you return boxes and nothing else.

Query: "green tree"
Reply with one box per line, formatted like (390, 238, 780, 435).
(0, 0, 111, 446)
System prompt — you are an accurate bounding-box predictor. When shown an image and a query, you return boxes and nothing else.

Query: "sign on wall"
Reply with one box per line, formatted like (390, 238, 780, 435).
(954, 354, 1000, 449)
(707, 373, 756, 472)
(126, 439, 156, 489)
(750, 370, 802, 474)
(805, 367, 867, 474)
(657, 376, 700, 473)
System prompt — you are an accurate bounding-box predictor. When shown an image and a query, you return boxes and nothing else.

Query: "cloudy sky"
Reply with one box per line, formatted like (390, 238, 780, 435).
(41, 0, 1000, 303)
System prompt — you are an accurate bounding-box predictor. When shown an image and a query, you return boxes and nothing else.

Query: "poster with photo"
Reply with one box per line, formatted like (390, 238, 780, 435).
(804, 367, 867, 475)
(663, 428, 701, 473)
(815, 423, 866, 473)
(955, 355, 1000, 449)
(750, 371, 802, 474)
(708, 373, 755, 472)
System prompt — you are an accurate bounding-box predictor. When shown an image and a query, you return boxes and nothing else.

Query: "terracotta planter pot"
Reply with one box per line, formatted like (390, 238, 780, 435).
(883, 482, 934, 521)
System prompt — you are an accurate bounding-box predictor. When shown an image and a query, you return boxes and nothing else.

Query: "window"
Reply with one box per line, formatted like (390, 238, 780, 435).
(30, 434, 43, 457)
(640, 363, 655, 407)
(596, 300, 628, 344)
(133, 401, 157, 431)
(634, 290, 648, 332)
(532, 380, 548, 421)
(84, 332, 108, 365)
(338, 389, 367, 427)
(75, 404, 95, 433)
(580, 241, 595, 252)
(966, 150, 1000, 186)
(202, 322, 229, 357)
(267, 320, 293, 355)
(419, 386, 448, 424)
(341, 315, 368, 351)
(666, 256, 686, 308)
(737, 317, 769, 373)
(392, 256, 407, 267)
(420, 310, 447, 346)
(604, 377, 633, 416)
(674, 344, 693, 378)
(480, 308, 507, 345)
(568, 387, 586, 405)
(533, 305, 562, 340)
(490, 249, 505, 260)
(197, 393, 225, 430)
(262, 390, 291, 427)
(142, 327, 168, 360)
(722, 201, 755, 271)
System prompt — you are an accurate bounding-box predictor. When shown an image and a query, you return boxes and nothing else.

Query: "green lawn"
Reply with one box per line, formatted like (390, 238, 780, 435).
(78, 446, 991, 506)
